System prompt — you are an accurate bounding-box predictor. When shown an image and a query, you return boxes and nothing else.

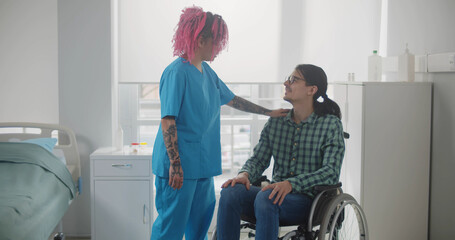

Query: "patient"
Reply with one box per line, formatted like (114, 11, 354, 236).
(216, 64, 345, 240)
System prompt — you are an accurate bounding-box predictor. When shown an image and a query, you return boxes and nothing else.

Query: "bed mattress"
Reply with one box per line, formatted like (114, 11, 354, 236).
(0, 142, 76, 240)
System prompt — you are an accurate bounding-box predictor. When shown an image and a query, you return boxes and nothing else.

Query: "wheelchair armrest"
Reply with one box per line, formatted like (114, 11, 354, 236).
(313, 183, 342, 193)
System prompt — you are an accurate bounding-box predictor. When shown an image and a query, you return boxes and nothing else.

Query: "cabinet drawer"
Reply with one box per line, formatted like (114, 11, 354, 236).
(94, 159, 150, 177)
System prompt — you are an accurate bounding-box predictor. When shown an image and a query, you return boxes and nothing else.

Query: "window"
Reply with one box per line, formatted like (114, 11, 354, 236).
(118, 82, 290, 189)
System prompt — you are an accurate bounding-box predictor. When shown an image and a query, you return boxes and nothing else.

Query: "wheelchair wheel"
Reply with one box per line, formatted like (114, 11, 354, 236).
(318, 194, 368, 240)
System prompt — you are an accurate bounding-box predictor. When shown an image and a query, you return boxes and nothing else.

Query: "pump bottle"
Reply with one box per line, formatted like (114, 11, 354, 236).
(398, 43, 415, 82)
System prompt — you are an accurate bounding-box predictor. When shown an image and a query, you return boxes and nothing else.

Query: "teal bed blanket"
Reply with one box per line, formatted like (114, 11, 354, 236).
(0, 142, 77, 240)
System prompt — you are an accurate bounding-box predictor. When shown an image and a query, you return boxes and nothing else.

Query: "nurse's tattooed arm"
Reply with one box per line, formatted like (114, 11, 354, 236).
(161, 116, 184, 190)
(227, 96, 290, 118)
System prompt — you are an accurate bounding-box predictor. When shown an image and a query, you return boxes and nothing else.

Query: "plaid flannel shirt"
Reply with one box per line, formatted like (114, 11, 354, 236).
(240, 110, 345, 198)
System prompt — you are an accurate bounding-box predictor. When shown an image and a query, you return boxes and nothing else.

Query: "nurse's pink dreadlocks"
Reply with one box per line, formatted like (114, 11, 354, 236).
(172, 6, 229, 63)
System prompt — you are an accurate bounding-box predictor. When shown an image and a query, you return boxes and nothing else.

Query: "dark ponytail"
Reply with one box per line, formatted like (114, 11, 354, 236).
(295, 64, 341, 119)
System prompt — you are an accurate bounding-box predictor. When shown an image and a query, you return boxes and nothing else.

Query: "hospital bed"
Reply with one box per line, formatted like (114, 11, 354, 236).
(0, 122, 81, 240)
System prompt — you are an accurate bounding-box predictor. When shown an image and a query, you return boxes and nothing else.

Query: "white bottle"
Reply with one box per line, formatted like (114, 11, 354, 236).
(398, 43, 415, 82)
(368, 50, 382, 82)
(115, 126, 124, 151)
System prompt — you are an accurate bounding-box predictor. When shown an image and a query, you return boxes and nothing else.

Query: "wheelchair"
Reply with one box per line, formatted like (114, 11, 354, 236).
(211, 180, 368, 240)
(212, 132, 368, 240)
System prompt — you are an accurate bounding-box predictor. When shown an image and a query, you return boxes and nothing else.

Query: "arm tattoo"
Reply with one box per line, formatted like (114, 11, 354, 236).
(162, 118, 183, 179)
(231, 96, 272, 115)
(170, 156, 183, 178)
(162, 122, 180, 164)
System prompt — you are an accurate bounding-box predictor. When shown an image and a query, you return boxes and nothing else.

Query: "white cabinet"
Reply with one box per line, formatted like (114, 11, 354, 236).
(91, 148, 153, 240)
(332, 82, 432, 240)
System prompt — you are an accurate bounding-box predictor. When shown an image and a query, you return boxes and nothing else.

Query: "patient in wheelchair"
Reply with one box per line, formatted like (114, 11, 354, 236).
(216, 64, 345, 240)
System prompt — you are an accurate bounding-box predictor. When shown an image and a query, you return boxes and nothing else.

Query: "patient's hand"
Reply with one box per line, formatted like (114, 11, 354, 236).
(261, 180, 292, 206)
(221, 172, 251, 190)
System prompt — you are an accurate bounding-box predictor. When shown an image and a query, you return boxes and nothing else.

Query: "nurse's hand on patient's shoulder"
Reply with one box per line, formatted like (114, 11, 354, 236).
(169, 159, 184, 190)
(267, 108, 290, 118)
(221, 172, 251, 190)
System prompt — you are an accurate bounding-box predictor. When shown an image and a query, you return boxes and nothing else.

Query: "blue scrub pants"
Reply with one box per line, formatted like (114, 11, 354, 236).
(151, 176, 215, 240)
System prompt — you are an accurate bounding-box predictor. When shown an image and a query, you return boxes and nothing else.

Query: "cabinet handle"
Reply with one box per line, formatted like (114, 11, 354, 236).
(111, 163, 132, 168)
(143, 204, 149, 224)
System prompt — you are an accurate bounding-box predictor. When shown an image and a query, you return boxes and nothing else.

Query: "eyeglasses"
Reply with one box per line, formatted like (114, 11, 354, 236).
(285, 75, 305, 85)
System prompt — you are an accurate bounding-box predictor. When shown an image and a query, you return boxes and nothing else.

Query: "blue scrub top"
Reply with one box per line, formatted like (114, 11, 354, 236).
(152, 57, 235, 179)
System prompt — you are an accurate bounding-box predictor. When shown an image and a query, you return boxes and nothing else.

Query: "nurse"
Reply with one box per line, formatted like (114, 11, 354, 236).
(151, 6, 289, 240)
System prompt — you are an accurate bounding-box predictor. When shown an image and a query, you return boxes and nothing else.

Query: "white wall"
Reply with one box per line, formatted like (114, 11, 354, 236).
(300, 0, 382, 82)
(0, 0, 110, 236)
(58, 0, 112, 236)
(387, 0, 455, 55)
(0, 0, 59, 123)
(386, 1, 455, 239)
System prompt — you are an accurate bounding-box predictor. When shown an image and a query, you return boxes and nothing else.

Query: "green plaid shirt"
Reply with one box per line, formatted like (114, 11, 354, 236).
(240, 110, 345, 198)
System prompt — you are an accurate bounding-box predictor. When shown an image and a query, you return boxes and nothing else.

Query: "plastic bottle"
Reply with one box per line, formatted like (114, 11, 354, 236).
(368, 50, 382, 82)
(140, 142, 148, 152)
(131, 143, 139, 154)
(347, 73, 356, 82)
(398, 43, 415, 82)
(115, 126, 124, 151)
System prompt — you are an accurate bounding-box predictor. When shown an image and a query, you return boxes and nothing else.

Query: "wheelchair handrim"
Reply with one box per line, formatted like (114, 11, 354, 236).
(328, 199, 368, 240)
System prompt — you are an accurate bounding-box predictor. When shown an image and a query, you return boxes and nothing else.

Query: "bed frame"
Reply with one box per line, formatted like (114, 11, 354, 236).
(0, 122, 81, 194)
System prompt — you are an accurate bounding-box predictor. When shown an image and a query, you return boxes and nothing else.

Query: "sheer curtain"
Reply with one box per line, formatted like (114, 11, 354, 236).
(115, 0, 383, 83)
(116, 0, 283, 84)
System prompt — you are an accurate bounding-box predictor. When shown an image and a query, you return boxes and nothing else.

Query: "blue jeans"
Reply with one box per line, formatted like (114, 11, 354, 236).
(217, 184, 312, 240)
